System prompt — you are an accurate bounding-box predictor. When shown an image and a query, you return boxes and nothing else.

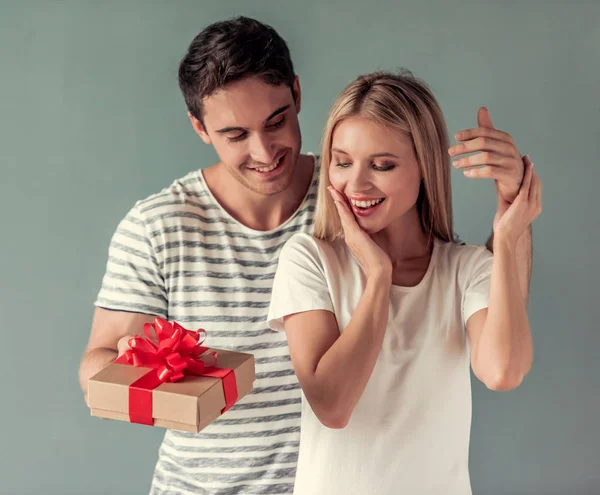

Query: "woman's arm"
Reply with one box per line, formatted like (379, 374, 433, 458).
(280, 186, 393, 429)
(284, 271, 391, 429)
(467, 161, 542, 391)
(486, 226, 532, 305)
(467, 240, 532, 391)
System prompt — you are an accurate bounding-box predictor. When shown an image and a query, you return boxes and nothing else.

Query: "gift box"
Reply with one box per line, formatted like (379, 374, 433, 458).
(87, 318, 255, 433)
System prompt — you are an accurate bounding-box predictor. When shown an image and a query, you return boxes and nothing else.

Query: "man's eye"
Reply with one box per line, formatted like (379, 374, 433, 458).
(268, 117, 286, 129)
(228, 132, 247, 143)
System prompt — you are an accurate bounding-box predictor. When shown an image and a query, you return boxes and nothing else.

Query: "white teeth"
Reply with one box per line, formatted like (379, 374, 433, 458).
(350, 198, 384, 208)
(254, 156, 282, 173)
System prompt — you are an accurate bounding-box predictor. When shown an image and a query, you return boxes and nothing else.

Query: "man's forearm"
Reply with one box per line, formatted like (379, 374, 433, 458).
(486, 226, 532, 304)
(79, 347, 118, 402)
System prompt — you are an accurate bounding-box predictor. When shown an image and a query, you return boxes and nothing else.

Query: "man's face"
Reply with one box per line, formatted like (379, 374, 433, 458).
(192, 76, 302, 197)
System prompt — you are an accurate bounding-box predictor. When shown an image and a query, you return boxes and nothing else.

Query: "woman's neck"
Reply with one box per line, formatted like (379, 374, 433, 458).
(371, 210, 431, 265)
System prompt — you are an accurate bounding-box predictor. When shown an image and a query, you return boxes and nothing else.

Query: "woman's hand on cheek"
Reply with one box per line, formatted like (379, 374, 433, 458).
(328, 186, 392, 282)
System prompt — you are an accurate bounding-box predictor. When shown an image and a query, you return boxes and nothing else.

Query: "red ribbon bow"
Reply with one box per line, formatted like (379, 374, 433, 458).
(115, 317, 237, 426)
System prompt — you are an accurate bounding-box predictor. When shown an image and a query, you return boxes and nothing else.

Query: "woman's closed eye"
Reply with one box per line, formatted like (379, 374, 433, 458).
(334, 161, 397, 171)
(373, 162, 396, 172)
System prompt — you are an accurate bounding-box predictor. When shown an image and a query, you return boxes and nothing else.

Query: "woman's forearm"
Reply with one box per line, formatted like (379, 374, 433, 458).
(309, 273, 391, 427)
(474, 238, 533, 390)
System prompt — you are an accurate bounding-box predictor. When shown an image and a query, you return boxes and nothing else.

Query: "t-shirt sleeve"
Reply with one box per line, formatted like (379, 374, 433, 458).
(267, 234, 334, 331)
(94, 203, 168, 318)
(462, 246, 494, 327)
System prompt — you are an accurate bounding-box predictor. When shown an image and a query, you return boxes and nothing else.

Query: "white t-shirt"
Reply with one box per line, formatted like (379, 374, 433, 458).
(267, 233, 493, 495)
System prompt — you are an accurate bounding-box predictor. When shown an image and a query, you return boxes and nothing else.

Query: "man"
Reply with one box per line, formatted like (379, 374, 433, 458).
(79, 16, 534, 494)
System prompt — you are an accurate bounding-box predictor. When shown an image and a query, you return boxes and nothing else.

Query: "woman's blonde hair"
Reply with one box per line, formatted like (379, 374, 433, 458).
(313, 70, 454, 244)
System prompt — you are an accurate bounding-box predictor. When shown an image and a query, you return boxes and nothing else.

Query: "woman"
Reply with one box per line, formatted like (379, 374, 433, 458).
(267, 71, 541, 494)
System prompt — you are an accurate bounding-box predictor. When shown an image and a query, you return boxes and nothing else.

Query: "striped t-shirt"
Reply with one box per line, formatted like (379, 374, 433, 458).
(95, 157, 319, 495)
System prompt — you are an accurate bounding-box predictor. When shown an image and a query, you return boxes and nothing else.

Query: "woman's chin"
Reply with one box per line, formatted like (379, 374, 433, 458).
(357, 219, 386, 235)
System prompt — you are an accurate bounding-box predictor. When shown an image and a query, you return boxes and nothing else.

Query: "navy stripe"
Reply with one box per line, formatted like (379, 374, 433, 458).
(95, 301, 166, 316)
(251, 384, 300, 395)
(169, 300, 271, 309)
(110, 241, 153, 262)
(106, 257, 160, 276)
(213, 412, 300, 427)
(145, 210, 235, 225)
(98, 285, 167, 302)
(192, 329, 273, 338)
(115, 227, 147, 244)
(147, 218, 314, 242)
(162, 438, 299, 455)
(255, 369, 296, 380)
(169, 285, 272, 294)
(164, 255, 279, 268)
(255, 355, 292, 365)
(103, 270, 163, 287)
(152, 469, 294, 495)
(165, 270, 275, 281)
(123, 213, 144, 226)
(171, 315, 269, 324)
(140, 198, 223, 214)
(233, 398, 301, 411)
(180, 175, 203, 186)
(158, 450, 298, 470)
(155, 239, 287, 255)
(178, 426, 300, 441)
(102, 271, 163, 289)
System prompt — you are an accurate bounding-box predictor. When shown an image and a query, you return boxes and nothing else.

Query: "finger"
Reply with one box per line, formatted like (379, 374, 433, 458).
(328, 187, 356, 229)
(517, 160, 534, 201)
(463, 165, 513, 181)
(449, 136, 519, 158)
(328, 186, 352, 215)
(530, 168, 541, 206)
(454, 126, 515, 145)
(535, 171, 543, 214)
(117, 336, 132, 356)
(528, 167, 537, 197)
(477, 106, 495, 129)
(453, 151, 517, 170)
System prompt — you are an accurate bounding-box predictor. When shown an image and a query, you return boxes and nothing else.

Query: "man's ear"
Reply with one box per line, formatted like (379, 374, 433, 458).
(188, 112, 211, 144)
(293, 76, 301, 115)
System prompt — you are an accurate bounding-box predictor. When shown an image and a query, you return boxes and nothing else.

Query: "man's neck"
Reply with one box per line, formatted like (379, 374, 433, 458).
(203, 154, 314, 232)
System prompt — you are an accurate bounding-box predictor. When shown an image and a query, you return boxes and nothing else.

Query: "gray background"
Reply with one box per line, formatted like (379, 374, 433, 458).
(1, 1, 598, 494)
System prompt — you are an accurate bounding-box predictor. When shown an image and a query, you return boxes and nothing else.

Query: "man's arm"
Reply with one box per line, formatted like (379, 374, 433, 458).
(79, 308, 157, 403)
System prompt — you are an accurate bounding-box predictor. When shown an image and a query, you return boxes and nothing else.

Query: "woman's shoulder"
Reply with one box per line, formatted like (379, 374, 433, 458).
(281, 233, 350, 269)
(435, 239, 493, 275)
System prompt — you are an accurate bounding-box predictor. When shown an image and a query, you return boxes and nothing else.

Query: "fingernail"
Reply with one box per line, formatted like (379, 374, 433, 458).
(453, 160, 460, 167)
(464, 169, 473, 177)
(455, 132, 464, 139)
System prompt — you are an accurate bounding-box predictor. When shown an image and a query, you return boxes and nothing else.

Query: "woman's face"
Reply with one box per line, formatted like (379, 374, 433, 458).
(329, 117, 422, 235)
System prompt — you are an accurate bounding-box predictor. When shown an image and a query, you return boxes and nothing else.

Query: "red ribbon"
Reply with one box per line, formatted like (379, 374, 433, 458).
(115, 317, 238, 426)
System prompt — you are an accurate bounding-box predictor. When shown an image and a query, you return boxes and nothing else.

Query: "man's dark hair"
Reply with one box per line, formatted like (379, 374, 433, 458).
(178, 16, 296, 123)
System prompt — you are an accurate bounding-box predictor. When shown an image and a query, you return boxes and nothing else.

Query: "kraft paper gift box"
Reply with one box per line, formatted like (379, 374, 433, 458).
(87, 318, 255, 433)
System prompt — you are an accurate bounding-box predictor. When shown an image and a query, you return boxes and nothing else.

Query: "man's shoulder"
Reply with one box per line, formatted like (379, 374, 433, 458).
(132, 168, 215, 219)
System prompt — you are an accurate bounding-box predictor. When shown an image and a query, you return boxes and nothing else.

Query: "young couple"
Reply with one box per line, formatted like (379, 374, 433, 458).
(80, 16, 541, 495)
